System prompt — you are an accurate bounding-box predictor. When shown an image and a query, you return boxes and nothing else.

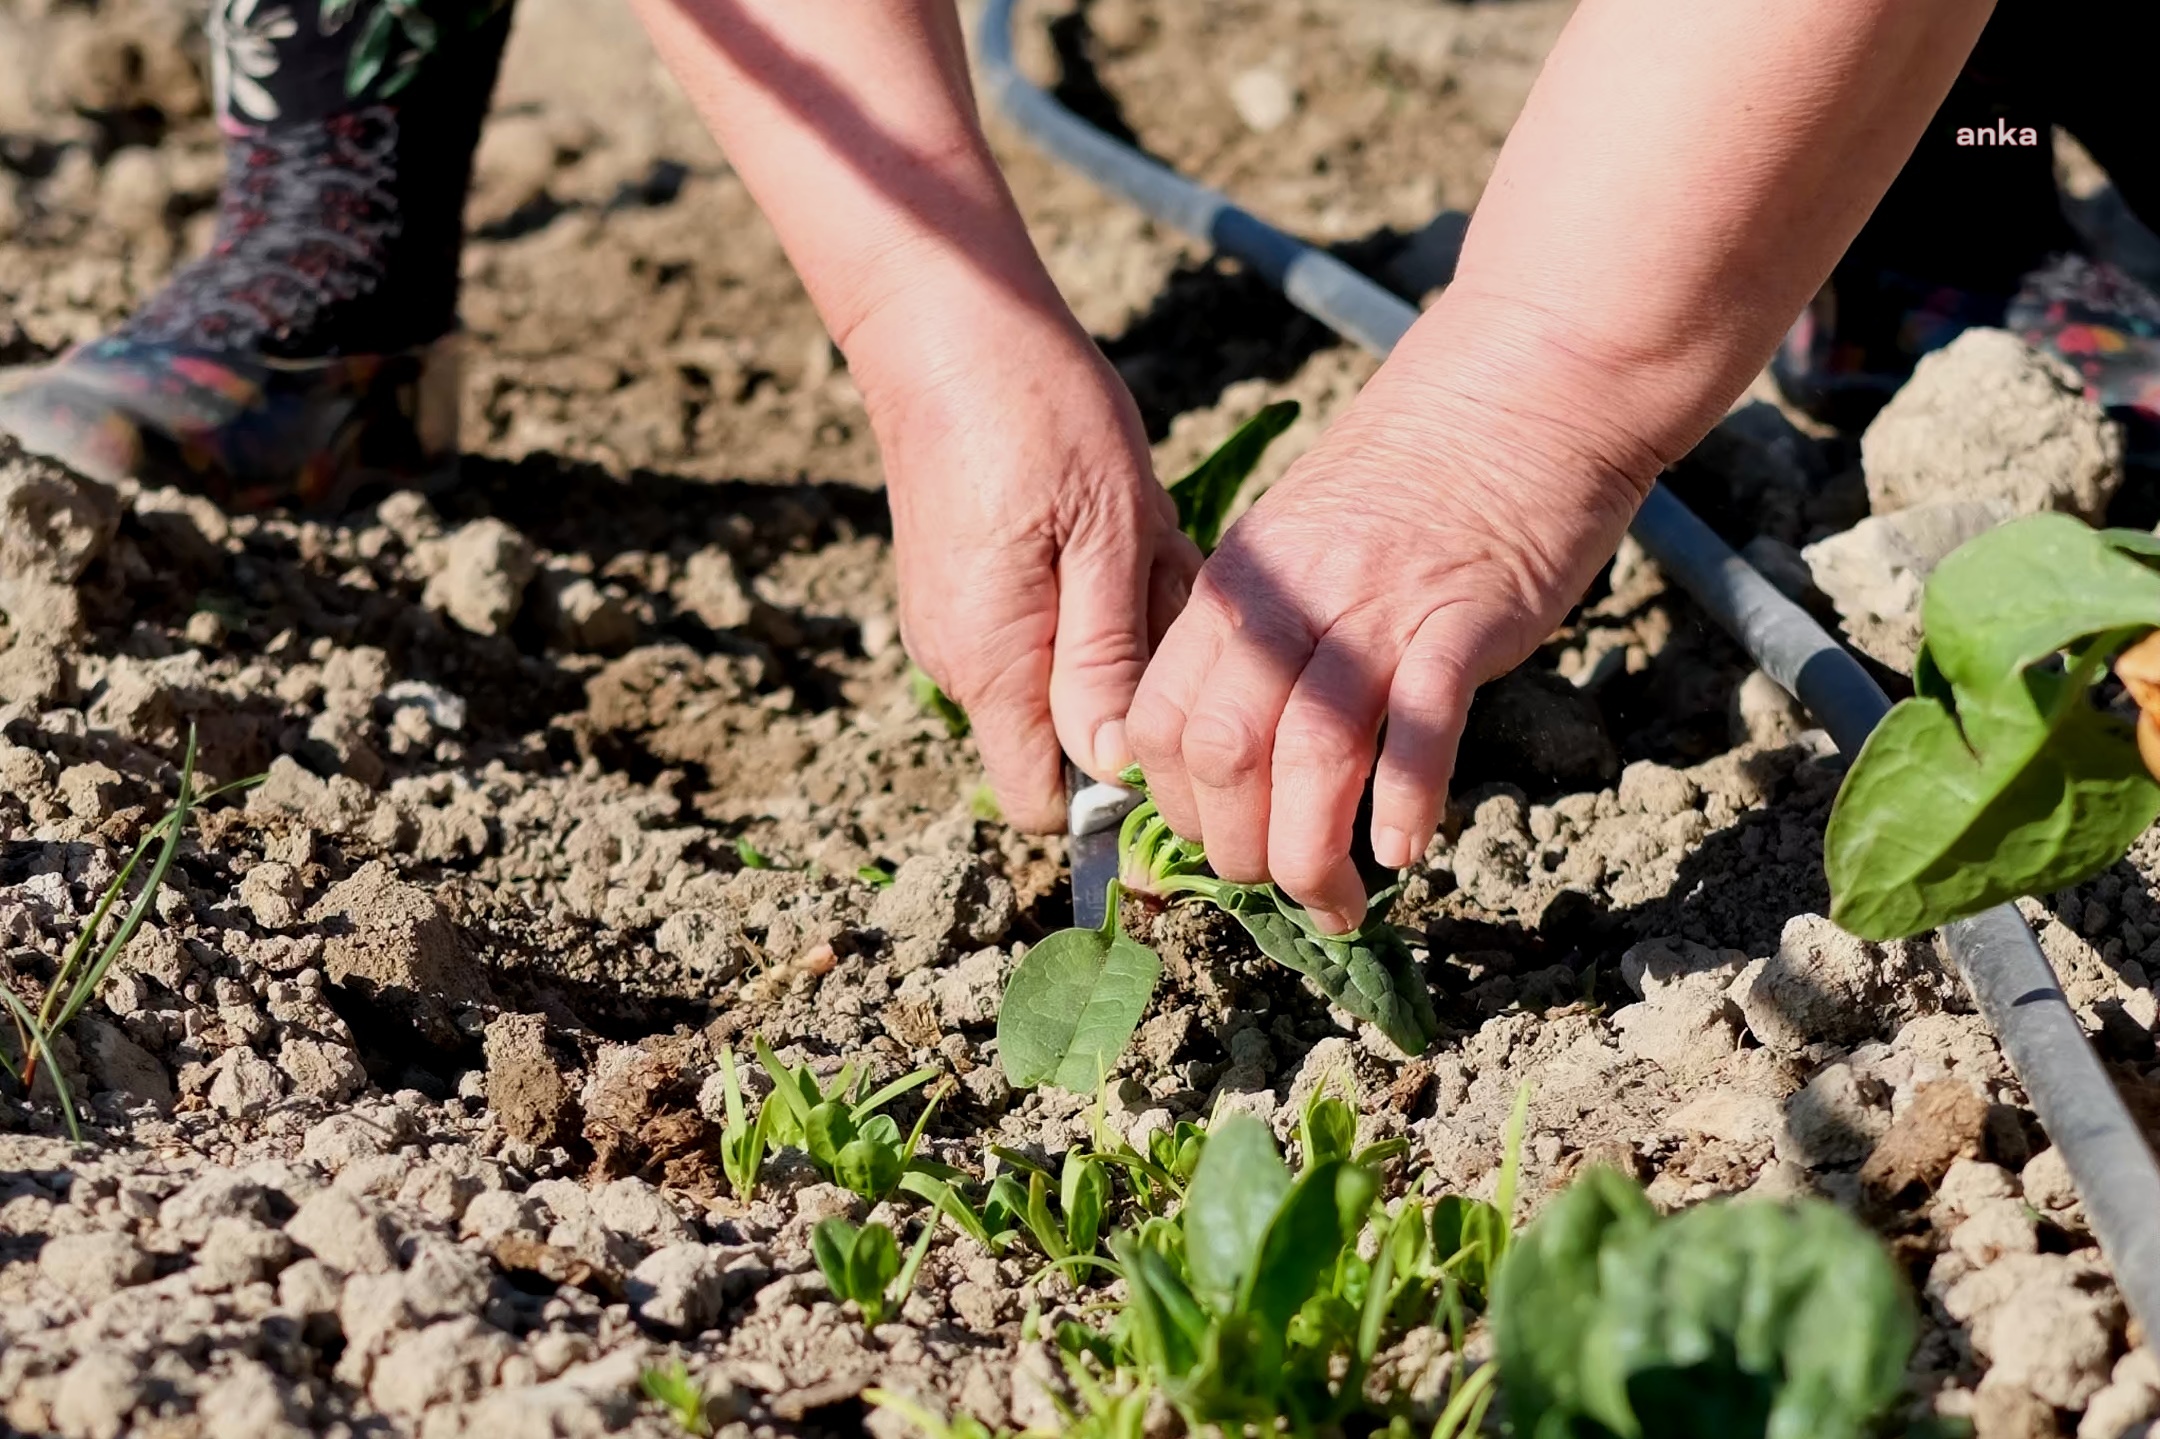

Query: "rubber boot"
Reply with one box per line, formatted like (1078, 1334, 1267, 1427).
(0, 0, 514, 510)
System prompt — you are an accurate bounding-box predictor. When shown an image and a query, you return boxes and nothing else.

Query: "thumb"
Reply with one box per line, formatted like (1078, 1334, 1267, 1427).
(1049, 506, 1164, 783)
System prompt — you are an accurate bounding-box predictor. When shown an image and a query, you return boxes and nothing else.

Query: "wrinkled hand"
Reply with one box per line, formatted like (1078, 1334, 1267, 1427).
(860, 310, 1199, 832)
(1128, 358, 1656, 933)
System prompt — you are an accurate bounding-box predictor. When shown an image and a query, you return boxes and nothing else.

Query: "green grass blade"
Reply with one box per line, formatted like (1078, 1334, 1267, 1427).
(853, 1064, 939, 1122)
(55, 731, 200, 1034)
(0, 987, 79, 1142)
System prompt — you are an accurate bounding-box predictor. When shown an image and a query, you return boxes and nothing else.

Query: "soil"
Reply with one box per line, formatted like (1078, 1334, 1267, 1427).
(3, 1, 2160, 1437)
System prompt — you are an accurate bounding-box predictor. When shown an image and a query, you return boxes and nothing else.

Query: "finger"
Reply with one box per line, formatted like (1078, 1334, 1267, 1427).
(1269, 624, 1393, 932)
(1127, 600, 1226, 839)
(1049, 507, 1157, 783)
(1148, 531, 1202, 650)
(1370, 607, 1489, 868)
(947, 614, 1067, 834)
(1182, 620, 1311, 884)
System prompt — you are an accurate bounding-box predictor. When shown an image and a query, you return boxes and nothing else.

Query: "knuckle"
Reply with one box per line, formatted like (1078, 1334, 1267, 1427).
(1182, 709, 1270, 788)
(1125, 694, 1184, 765)
(1272, 711, 1368, 772)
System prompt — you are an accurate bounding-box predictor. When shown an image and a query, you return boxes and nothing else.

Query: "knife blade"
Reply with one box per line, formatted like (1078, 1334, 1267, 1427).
(1067, 759, 1141, 929)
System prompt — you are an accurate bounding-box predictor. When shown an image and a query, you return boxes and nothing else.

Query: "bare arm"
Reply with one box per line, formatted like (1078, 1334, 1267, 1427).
(625, 0, 1199, 831)
(1130, 0, 2000, 929)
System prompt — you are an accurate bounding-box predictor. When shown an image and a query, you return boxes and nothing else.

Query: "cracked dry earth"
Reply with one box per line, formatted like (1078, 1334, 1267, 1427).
(5, 1, 2160, 1437)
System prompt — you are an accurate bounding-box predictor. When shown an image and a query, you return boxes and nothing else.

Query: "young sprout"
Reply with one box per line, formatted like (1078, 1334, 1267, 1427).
(734, 837, 775, 870)
(638, 1357, 713, 1436)
(811, 1216, 936, 1329)
(753, 1038, 950, 1201)
(714, 1049, 770, 1203)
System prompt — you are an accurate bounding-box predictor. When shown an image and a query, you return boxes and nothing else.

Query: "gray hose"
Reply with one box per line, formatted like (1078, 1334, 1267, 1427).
(977, 0, 2160, 1337)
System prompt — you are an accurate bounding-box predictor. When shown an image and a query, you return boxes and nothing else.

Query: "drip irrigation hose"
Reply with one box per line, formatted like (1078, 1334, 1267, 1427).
(978, 0, 2160, 1337)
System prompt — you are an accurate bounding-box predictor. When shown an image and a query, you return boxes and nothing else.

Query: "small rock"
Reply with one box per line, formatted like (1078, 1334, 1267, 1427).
(421, 517, 537, 636)
(628, 1242, 731, 1332)
(1618, 937, 1748, 1002)
(1783, 1061, 1892, 1167)
(1732, 913, 1936, 1054)
(653, 909, 749, 986)
(1801, 499, 2016, 670)
(483, 1012, 577, 1147)
(195, 1360, 306, 1439)
(50, 1349, 142, 1439)
(2079, 1350, 2160, 1439)
(39, 1231, 152, 1300)
(278, 1036, 366, 1102)
(240, 861, 304, 929)
(1733, 668, 1809, 749)
(460, 1189, 547, 1242)
(369, 1315, 515, 1417)
(75, 1015, 173, 1115)
(302, 1112, 401, 1170)
(936, 946, 1014, 1030)
(537, 569, 637, 653)
(1862, 327, 2123, 523)
(309, 860, 493, 1047)
(1948, 1197, 2041, 1268)
(194, 1216, 295, 1290)
(207, 1045, 287, 1118)
(1935, 1158, 2021, 1223)
(1611, 990, 1742, 1079)
(0, 436, 120, 590)
(1860, 1079, 1992, 1205)
(285, 1189, 400, 1275)
(2024, 1147, 2083, 1218)
(1946, 1252, 2124, 1408)
(590, 1177, 696, 1248)
(870, 853, 1018, 958)
(1228, 66, 1297, 133)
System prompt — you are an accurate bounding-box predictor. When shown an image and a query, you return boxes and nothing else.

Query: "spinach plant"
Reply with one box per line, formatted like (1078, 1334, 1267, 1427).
(1826, 514, 2160, 939)
(998, 768, 1438, 1093)
(811, 1216, 936, 1329)
(1048, 1110, 1494, 1435)
(898, 1169, 1027, 1254)
(754, 1039, 951, 1200)
(1492, 1167, 1916, 1439)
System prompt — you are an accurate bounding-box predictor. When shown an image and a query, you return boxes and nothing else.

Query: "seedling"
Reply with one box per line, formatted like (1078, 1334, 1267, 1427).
(638, 1357, 712, 1436)
(713, 1049, 771, 1202)
(1827, 515, 2160, 938)
(1295, 1080, 1410, 1173)
(812, 1215, 936, 1329)
(864, 1390, 1009, 1439)
(1492, 1167, 1916, 1439)
(898, 1169, 1027, 1253)
(1, 729, 258, 1140)
(999, 770, 1437, 1094)
(857, 863, 896, 888)
(911, 666, 971, 738)
(734, 837, 775, 870)
(981, 1147, 1111, 1263)
(754, 1038, 951, 1200)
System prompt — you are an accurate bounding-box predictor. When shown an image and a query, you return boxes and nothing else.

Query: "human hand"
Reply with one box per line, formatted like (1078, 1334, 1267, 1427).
(1127, 328, 1660, 933)
(854, 300, 1199, 833)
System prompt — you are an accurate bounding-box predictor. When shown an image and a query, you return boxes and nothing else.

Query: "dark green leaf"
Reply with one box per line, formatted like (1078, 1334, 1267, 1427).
(1182, 1114, 1291, 1308)
(1220, 887, 1436, 1054)
(836, 1137, 903, 1199)
(1242, 1160, 1377, 1336)
(997, 912, 1162, 1091)
(1494, 1169, 1914, 1439)
(1169, 401, 1300, 552)
(1300, 1092, 1357, 1171)
(804, 1102, 857, 1170)
(1063, 1152, 1109, 1255)
(1828, 515, 2160, 938)
(345, 4, 396, 96)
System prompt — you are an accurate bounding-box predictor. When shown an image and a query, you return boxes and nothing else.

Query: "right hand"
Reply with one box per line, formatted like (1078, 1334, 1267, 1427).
(851, 295, 1200, 832)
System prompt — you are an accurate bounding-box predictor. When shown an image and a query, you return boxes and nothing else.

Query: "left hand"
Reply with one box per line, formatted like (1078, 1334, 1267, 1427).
(1126, 351, 1656, 934)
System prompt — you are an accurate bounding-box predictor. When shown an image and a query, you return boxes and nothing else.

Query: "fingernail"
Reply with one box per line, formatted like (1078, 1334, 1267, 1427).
(1374, 826, 1412, 869)
(1092, 718, 1132, 774)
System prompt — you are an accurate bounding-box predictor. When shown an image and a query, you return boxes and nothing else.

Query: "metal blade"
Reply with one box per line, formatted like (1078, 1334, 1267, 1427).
(1067, 760, 1140, 929)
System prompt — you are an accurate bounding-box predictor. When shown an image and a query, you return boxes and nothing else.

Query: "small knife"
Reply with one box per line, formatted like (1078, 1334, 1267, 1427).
(1067, 759, 1141, 929)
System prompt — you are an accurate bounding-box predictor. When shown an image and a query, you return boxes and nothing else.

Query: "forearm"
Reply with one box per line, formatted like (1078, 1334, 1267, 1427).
(1381, 0, 1995, 479)
(623, 0, 1077, 392)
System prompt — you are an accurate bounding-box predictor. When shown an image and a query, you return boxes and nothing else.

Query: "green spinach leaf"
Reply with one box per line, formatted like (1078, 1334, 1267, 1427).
(997, 896, 1163, 1091)
(1169, 401, 1300, 552)
(1826, 515, 2160, 939)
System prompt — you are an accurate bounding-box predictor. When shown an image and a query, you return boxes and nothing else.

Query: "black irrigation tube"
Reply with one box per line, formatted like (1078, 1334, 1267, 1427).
(978, 0, 2160, 1339)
